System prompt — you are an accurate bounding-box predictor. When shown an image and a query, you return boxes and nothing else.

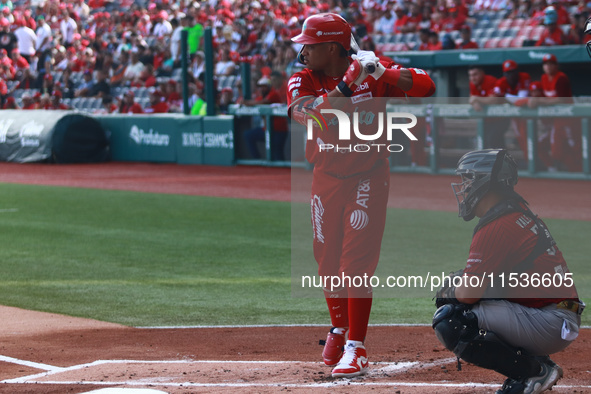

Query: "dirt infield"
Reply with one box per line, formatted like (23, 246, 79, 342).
(0, 162, 589, 394)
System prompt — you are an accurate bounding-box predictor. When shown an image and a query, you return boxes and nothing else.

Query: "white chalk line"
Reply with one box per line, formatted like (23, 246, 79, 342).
(1, 356, 590, 390)
(0, 208, 18, 213)
(5, 380, 591, 389)
(135, 323, 432, 329)
(135, 323, 591, 329)
(0, 354, 65, 372)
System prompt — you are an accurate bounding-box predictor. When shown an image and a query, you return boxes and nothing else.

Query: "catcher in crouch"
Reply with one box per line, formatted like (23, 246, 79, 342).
(433, 149, 583, 394)
(287, 13, 435, 378)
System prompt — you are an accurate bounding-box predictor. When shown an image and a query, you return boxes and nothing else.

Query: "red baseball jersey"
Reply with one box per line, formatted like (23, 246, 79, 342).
(493, 72, 531, 97)
(470, 74, 497, 97)
(458, 40, 479, 50)
(265, 87, 288, 132)
(287, 60, 431, 176)
(535, 28, 567, 46)
(541, 71, 572, 99)
(120, 103, 144, 114)
(144, 101, 170, 113)
(463, 206, 578, 308)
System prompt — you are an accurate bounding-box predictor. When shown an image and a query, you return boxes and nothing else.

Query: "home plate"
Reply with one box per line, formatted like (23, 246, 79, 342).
(80, 389, 168, 394)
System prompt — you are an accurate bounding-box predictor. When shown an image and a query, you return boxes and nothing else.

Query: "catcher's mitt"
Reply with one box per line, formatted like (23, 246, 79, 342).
(434, 269, 464, 308)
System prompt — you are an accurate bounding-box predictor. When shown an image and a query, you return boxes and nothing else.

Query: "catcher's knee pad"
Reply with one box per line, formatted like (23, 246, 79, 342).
(432, 304, 478, 352)
(432, 304, 541, 380)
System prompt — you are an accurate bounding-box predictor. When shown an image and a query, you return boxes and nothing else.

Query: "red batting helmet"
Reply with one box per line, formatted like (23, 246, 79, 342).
(291, 13, 351, 51)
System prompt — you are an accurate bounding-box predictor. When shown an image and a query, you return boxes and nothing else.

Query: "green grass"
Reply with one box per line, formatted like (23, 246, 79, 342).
(0, 183, 588, 326)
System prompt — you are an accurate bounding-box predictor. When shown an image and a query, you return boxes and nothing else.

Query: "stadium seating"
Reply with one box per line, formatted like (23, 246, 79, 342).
(509, 36, 526, 47)
(498, 19, 512, 30)
(518, 25, 534, 39)
(483, 37, 501, 48)
(530, 25, 545, 41)
(497, 37, 513, 48)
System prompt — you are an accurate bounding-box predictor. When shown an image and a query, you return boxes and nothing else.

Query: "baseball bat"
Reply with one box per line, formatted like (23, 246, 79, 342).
(350, 36, 376, 74)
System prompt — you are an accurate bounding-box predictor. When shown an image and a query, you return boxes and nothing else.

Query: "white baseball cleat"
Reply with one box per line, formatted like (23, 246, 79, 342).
(331, 341, 369, 378)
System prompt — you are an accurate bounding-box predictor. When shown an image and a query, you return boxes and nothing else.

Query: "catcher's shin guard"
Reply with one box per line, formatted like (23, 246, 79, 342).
(432, 304, 541, 380)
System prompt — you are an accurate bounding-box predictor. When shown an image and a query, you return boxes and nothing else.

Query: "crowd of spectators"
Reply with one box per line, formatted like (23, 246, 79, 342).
(0, 0, 589, 115)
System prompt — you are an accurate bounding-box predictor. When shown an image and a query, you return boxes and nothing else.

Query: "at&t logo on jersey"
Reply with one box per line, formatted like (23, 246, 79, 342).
(350, 210, 369, 230)
(351, 179, 370, 231)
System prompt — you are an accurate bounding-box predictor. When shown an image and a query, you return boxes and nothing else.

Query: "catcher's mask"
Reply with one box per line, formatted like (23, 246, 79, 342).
(586, 17, 591, 59)
(452, 149, 518, 221)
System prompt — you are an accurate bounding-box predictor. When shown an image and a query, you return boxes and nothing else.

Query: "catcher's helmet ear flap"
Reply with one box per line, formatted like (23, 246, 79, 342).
(452, 149, 518, 221)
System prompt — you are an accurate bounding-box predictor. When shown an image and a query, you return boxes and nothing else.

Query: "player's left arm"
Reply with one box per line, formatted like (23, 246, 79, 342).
(373, 61, 436, 97)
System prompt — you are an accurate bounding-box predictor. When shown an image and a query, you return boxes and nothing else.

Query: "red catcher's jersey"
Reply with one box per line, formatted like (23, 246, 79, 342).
(470, 74, 497, 97)
(541, 71, 573, 99)
(463, 207, 579, 308)
(287, 60, 429, 176)
(493, 72, 531, 97)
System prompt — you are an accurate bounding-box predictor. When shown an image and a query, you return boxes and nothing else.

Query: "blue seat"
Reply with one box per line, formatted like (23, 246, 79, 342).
(372, 34, 385, 45)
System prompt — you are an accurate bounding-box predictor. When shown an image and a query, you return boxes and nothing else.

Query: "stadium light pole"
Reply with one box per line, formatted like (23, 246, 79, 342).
(204, 27, 216, 116)
(181, 29, 189, 115)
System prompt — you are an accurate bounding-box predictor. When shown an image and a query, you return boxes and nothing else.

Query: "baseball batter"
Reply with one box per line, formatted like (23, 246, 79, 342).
(433, 149, 583, 394)
(287, 13, 435, 378)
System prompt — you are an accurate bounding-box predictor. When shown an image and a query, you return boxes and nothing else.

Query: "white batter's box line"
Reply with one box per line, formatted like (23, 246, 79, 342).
(0, 358, 455, 384)
(6, 380, 591, 390)
(371, 357, 457, 375)
(135, 323, 432, 329)
(0, 354, 65, 373)
(0, 359, 327, 384)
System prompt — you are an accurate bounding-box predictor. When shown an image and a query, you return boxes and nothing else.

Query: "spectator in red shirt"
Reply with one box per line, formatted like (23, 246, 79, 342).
(0, 74, 6, 105)
(131, 64, 156, 88)
(442, 7, 467, 32)
(118, 90, 144, 114)
(529, 54, 581, 172)
(49, 90, 69, 109)
(144, 89, 170, 113)
(547, 0, 570, 24)
(0, 48, 12, 67)
(15, 67, 35, 90)
(399, 3, 423, 33)
(21, 92, 36, 109)
(452, 0, 470, 17)
(393, 5, 408, 33)
(427, 30, 443, 50)
(457, 25, 479, 49)
(492, 60, 531, 101)
(2, 95, 19, 109)
(10, 49, 29, 74)
(99, 95, 118, 114)
(529, 0, 548, 26)
(566, 11, 591, 44)
(536, 6, 568, 46)
(417, 28, 431, 50)
(488, 60, 531, 149)
(41, 73, 54, 95)
(244, 75, 287, 161)
(430, 7, 446, 32)
(468, 66, 498, 111)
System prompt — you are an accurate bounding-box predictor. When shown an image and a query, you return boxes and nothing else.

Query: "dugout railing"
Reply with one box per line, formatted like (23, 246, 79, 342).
(228, 103, 591, 180)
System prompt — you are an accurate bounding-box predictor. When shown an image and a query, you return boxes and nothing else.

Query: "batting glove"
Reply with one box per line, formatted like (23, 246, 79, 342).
(338, 59, 369, 97)
(370, 62, 386, 80)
